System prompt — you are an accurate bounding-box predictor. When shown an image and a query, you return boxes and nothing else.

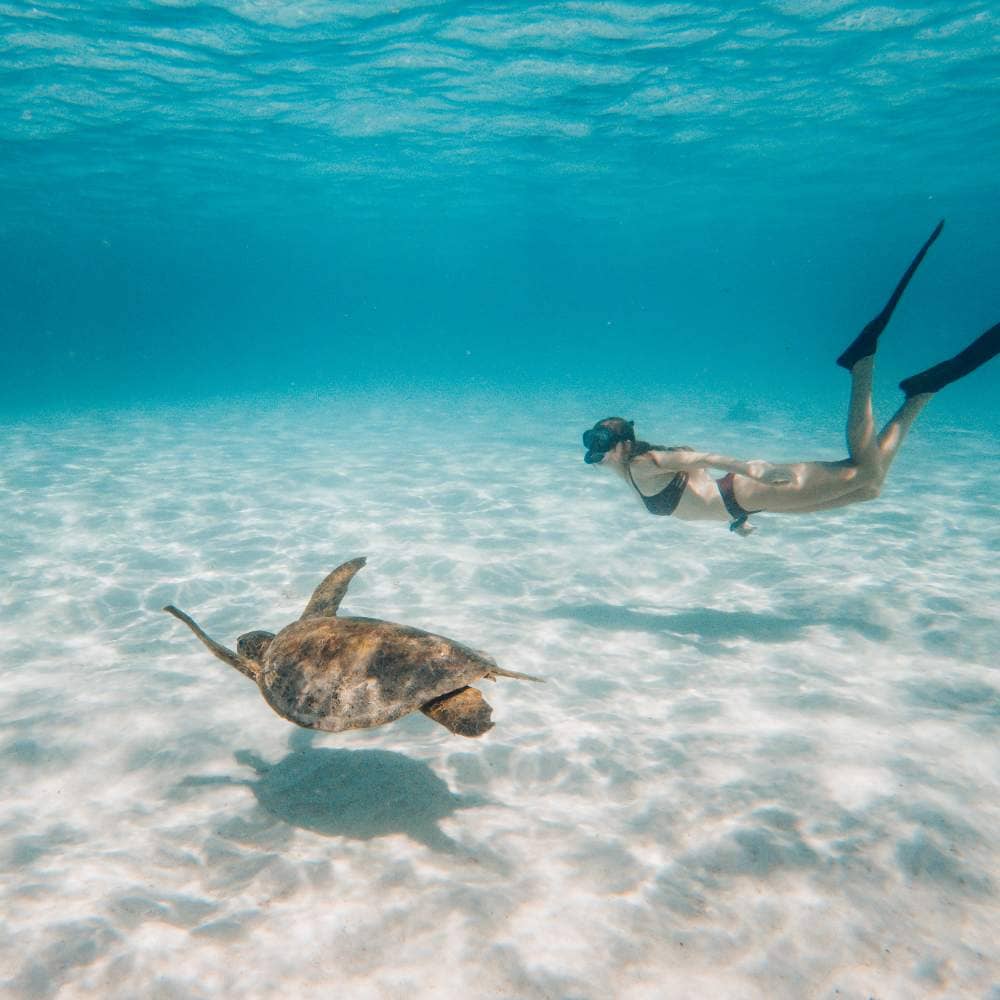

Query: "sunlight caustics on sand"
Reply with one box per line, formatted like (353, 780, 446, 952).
(2, 392, 998, 999)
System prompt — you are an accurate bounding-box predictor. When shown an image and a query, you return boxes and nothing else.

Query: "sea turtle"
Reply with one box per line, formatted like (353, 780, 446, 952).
(164, 557, 541, 737)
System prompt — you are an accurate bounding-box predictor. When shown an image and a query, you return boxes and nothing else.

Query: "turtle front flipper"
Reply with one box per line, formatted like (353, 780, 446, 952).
(420, 686, 495, 738)
(299, 557, 367, 620)
(164, 605, 259, 682)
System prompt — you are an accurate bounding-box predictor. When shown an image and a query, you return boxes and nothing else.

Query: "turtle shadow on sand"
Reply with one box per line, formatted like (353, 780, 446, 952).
(180, 732, 488, 855)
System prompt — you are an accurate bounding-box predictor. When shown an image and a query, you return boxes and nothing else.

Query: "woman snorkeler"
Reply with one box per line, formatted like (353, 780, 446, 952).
(581, 220, 1000, 536)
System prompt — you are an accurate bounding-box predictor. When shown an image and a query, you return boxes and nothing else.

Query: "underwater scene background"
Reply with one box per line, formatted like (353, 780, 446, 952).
(2, 2, 999, 998)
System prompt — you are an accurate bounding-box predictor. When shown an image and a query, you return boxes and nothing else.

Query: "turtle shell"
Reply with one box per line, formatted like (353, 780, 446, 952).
(257, 615, 498, 733)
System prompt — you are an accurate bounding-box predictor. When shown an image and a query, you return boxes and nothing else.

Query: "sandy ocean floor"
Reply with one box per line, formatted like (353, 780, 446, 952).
(2, 389, 998, 1000)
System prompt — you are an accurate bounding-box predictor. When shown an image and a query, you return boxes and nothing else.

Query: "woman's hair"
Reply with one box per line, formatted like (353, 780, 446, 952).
(595, 417, 692, 458)
(594, 417, 635, 444)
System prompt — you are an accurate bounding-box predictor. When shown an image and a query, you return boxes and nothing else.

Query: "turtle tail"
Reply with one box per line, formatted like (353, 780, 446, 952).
(485, 666, 545, 683)
(163, 605, 260, 682)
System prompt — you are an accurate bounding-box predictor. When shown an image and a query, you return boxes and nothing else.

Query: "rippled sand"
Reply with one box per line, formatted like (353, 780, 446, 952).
(2, 391, 998, 999)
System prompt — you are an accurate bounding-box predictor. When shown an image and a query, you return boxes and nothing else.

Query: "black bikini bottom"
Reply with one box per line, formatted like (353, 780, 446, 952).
(716, 473, 761, 531)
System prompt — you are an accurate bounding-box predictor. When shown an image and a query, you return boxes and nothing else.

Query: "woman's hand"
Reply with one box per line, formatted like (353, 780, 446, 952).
(747, 460, 794, 485)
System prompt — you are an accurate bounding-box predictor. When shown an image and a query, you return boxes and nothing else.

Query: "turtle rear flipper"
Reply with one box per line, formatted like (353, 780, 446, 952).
(299, 558, 367, 620)
(421, 687, 494, 737)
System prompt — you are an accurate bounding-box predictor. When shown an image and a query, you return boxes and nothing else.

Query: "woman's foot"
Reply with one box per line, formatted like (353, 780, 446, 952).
(900, 321, 1000, 397)
(836, 219, 945, 371)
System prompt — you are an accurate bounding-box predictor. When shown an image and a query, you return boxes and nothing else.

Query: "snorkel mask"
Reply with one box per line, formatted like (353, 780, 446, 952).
(582, 420, 633, 464)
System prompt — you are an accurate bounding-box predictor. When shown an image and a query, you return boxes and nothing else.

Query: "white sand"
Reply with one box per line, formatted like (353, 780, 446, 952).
(2, 390, 998, 999)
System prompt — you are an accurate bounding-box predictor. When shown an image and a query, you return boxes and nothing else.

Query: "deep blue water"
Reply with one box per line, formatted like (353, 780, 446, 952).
(2, 1, 999, 420)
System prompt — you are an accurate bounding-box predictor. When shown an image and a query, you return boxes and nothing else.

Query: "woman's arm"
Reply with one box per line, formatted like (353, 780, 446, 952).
(647, 449, 793, 484)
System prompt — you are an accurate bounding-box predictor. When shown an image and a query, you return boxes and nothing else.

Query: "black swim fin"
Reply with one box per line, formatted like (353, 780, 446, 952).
(836, 219, 945, 371)
(899, 321, 1000, 397)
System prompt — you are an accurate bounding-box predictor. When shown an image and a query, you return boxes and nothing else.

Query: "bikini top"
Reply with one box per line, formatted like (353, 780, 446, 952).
(626, 461, 689, 516)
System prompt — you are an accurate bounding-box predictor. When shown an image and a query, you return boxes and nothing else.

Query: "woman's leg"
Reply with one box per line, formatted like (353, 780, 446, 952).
(733, 224, 981, 518)
(869, 320, 1000, 476)
(797, 391, 932, 509)
(733, 459, 875, 513)
(793, 402, 928, 514)
(876, 393, 932, 466)
(783, 223, 946, 505)
(844, 355, 878, 465)
(732, 361, 907, 515)
(805, 322, 999, 511)
(780, 484, 885, 513)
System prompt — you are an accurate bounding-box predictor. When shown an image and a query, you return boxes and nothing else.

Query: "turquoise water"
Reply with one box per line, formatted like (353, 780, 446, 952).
(3, 0, 999, 417)
(2, 4, 1000, 999)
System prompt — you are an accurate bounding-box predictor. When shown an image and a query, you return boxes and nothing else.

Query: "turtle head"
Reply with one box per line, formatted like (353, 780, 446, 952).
(237, 630, 276, 662)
